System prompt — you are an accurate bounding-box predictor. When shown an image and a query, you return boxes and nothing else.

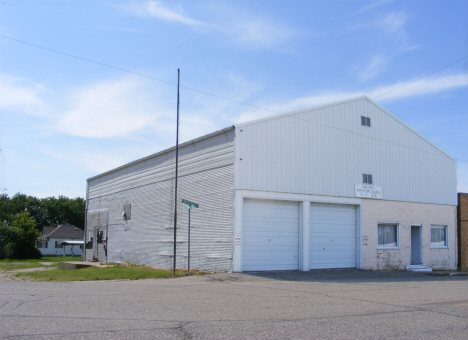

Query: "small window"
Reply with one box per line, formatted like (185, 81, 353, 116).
(55, 241, 63, 249)
(378, 223, 399, 248)
(363, 174, 373, 184)
(36, 241, 47, 248)
(430, 225, 448, 248)
(361, 116, 371, 127)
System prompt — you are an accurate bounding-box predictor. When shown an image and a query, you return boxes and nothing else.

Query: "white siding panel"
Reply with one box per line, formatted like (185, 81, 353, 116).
(243, 199, 299, 271)
(87, 130, 235, 272)
(235, 97, 456, 205)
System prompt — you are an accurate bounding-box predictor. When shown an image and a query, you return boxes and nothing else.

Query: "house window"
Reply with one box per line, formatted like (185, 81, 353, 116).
(361, 116, 371, 127)
(363, 174, 373, 184)
(55, 241, 63, 249)
(36, 241, 48, 248)
(378, 223, 399, 248)
(430, 225, 448, 248)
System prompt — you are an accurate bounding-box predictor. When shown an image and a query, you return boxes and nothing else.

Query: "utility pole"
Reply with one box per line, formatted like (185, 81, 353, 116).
(173, 69, 180, 276)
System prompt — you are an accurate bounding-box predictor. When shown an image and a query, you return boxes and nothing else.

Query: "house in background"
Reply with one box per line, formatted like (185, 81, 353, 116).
(37, 224, 84, 257)
(85, 96, 457, 272)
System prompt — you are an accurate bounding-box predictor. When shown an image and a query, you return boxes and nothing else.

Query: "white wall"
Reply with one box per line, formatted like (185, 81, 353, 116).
(361, 198, 457, 270)
(38, 238, 83, 257)
(87, 129, 236, 272)
(235, 97, 457, 206)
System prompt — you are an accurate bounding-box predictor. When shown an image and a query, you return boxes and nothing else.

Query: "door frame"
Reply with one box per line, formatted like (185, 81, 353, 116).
(410, 224, 422, 265)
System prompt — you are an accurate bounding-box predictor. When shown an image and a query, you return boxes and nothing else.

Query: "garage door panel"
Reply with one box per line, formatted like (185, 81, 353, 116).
(243, 250, 298, 261)
(243, 222, 298, 231)
(310, 203, 357, 269)
(243, 199, 299, 271)
(311, 228, 356, 235)
(243, 237, 298, 248)
(311, 237, 356, 247)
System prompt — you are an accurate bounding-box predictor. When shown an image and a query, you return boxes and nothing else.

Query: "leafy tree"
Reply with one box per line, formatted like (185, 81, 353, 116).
(3, 211, 41, 259)
(0, 193, 85, 231)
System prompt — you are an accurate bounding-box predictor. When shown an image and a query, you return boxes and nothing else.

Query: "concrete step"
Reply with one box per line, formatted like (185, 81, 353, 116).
(406, 264, 432, 272)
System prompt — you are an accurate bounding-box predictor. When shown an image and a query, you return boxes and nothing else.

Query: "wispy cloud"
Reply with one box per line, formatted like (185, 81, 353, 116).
(224, 16, 295, 50)
(56, 77, 160, 139)
(359, 55, 387, 82)
(121, 1, 296, 50)
(0, 75, 49, 116)
(381, 10, 407, 33)
(123, 1, 209, 27)
(234, 73, 468, 122)
(349, 10, 419, 82)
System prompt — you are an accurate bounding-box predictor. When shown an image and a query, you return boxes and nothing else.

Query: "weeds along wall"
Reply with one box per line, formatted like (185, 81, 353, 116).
(86, 128, 235, 272)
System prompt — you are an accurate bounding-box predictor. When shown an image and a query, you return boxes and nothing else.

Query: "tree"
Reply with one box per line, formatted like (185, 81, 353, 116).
(2, 211, 41, 259)
(0, 193, 85, 231)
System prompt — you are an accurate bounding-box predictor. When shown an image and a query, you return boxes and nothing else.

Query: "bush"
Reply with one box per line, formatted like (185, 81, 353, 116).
(2, 212, 41, 259)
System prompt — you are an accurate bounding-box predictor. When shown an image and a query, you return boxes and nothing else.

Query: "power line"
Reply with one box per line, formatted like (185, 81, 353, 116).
(2, 33, 466, 115)
(372, 55, 468, 99)
(0, 34, 466, 163)
(0, 34, 279, 115)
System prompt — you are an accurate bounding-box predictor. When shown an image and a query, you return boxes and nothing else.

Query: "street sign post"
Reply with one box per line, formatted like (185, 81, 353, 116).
(181, 199, 199, 272)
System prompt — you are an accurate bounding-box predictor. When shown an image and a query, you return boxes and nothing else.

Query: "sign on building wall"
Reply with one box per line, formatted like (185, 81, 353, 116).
(355, 184, 382, 199)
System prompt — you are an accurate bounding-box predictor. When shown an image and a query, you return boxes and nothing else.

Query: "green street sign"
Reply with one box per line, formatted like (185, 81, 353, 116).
(181, 199, 199, 209)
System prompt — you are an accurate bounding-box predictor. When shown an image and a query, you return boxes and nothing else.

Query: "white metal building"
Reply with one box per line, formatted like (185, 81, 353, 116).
(85, 96, 458, 272)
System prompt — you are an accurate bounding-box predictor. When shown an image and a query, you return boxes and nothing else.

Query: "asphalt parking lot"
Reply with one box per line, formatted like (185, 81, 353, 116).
(0, 270, 467, 339)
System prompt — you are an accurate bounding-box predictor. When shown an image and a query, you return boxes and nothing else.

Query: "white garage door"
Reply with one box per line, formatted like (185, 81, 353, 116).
(243, 199, 299, 271)
(309, 203, 356, 269)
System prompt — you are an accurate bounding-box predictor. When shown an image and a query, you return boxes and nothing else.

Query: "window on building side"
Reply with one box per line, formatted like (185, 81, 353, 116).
(36, 241, 47, 248)
(363, 174, 373, 184)
(378, 223, 399, 248)
(361, 116, 371, 127)
(430, 225, 448, 247)
(55, 241, 63, 249)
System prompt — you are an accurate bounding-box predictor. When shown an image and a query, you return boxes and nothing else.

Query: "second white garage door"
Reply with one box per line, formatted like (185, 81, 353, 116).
(243, 199, 299, 271)
(309, 203, 357, 269)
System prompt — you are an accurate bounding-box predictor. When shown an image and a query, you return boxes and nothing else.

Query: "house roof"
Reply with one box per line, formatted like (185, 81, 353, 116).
(41, 224, 84, 240)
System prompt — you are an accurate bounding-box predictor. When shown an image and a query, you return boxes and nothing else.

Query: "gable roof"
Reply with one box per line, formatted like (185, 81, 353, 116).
(41, 224, 84, 240)
(236, 95, 455, 161)
(87, 95, 455, 183)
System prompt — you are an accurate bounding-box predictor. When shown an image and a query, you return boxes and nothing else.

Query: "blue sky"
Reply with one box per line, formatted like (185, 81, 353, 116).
(0, 0, 467, 199)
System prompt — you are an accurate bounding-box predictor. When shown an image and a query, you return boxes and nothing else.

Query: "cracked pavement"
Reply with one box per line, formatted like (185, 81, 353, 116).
(0, 270, 467, 339)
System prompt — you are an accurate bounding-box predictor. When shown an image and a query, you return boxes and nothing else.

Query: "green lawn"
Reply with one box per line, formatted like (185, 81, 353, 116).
(0, 257, 82, 271)
(13, 264, 195, 281)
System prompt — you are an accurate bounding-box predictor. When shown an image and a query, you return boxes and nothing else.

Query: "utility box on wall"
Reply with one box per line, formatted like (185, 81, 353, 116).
(458, 193, 468, 272)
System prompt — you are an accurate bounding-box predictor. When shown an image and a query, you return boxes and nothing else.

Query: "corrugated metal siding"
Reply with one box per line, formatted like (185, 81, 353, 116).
(235, 97, 457, 205)
(86, 130, 235, 272)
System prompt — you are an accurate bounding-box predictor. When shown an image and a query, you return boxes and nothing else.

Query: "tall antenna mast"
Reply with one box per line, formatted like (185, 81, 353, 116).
(173, 69, 180, 276)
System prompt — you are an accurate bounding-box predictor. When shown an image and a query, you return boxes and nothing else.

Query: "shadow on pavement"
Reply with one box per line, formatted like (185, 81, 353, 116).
(244, 269, 467, 283)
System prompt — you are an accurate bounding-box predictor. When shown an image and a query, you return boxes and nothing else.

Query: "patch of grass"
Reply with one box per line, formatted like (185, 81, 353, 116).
(0, 256, 81, 271)
(14, 263, 200, 281)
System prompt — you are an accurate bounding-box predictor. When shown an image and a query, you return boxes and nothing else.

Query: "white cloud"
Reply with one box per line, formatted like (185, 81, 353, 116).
(121, 1, 295, 50)
(359, 55, 387, 82)
(57, 77, 161, 138)
(0, 75, 49, 116)
(234, 73, 468, 122)
(224, 17, 295, 49)
(123, 1, 213, 28)
(382, 11, 407, 33)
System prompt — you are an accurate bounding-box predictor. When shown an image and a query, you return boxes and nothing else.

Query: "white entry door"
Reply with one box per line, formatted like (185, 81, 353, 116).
(309, 203, 357, 269)
(242, 199, 299, 271)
